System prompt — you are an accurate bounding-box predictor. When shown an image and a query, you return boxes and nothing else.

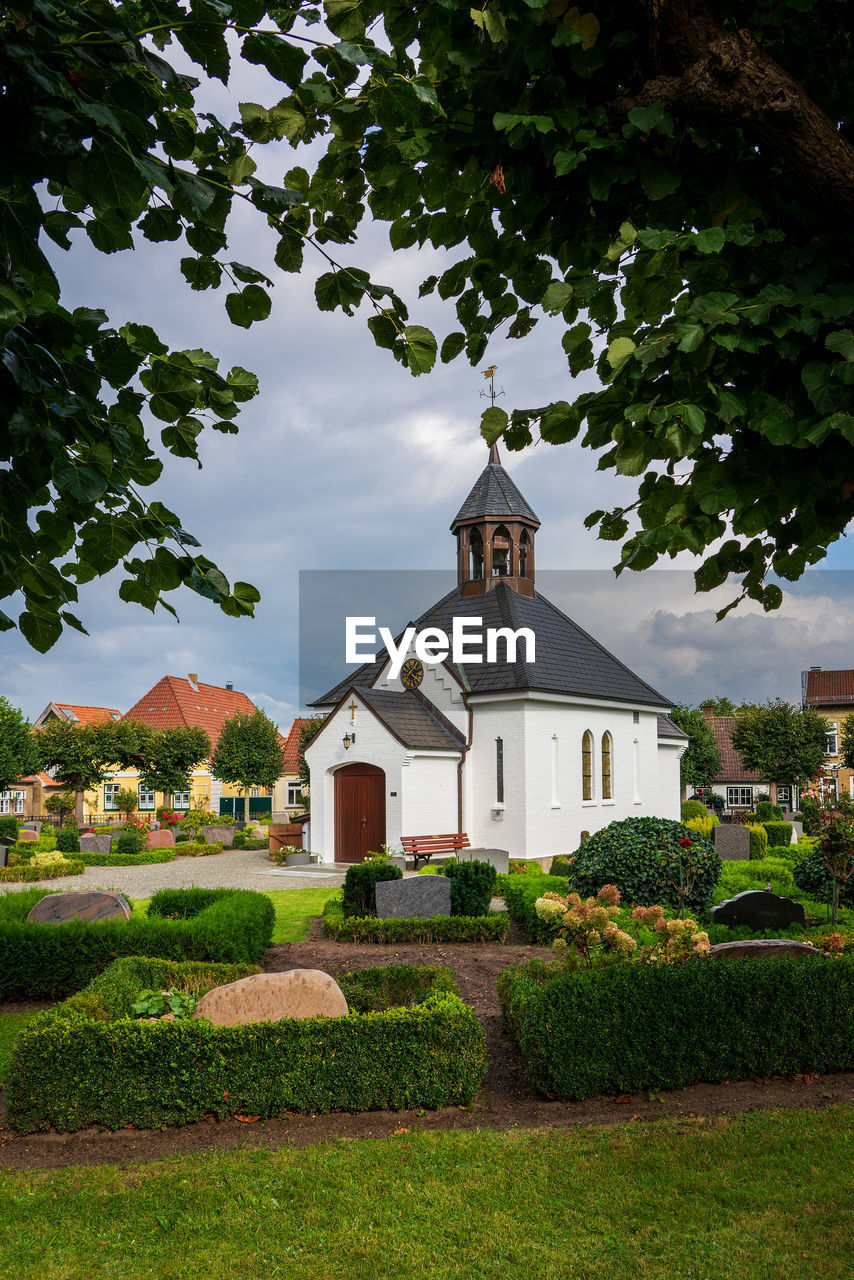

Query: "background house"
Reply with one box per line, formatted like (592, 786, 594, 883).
(801, 666, 854, 800)
(696, 707, 798, 813)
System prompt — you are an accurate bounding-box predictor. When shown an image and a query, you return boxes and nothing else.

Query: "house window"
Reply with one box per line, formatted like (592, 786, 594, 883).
(104, 784, 120, 811)
(496, 737, 504, 804)
(582, 730, 594, 801)
(172, 791, 190, 810)
(0, 791, 24, 814)
(287, 781, 302, 806)
(777, 785, 792, 809)
(727, 786, 753, 808)
(138, 787, 156, 811)
(250, 787, 259, 798)
(825, 721, 839, 755)
(602, 732, 613, 800)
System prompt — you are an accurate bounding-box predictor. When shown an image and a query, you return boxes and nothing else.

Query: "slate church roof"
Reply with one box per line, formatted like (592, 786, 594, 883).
(355, 688, 466, 751)
(314, 582, 670, 709)
(451, 453, 539, 526)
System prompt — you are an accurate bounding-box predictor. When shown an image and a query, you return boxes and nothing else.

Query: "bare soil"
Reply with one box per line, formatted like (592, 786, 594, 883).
(2, 937, 853, 1171)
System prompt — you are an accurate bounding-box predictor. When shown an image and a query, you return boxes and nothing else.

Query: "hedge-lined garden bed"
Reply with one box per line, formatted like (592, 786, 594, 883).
(77, 849, 176, 866)
(6, 956, 488, 1132)
(498, 953, 854, 1100)
(321, 897, 508, 942)
(502, 875, 570, 943)
(0, 858, 84, 883)
(0, 887, 275, 999)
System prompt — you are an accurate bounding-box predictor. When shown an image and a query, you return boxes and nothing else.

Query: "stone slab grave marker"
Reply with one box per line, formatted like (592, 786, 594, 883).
(26, 890, 132, 926)
(713, 824, 750, 861)
(193, 970, 348, 1026)
(710, 939, 820, 960)
(148, 829, 175, 849)
(16, 829, 39, 843)
(79, 833, 112, 856)
(710, 889, 805, 931)
(200, 825, 235, 846)
(460, 847, 509, 875)
(375, 873, 452, 920)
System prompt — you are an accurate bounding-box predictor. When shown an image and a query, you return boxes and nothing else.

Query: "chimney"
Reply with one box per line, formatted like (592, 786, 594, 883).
(701, 704, 714, 719)
(188, 673, 199, 691)
(226, 681, 233, 691)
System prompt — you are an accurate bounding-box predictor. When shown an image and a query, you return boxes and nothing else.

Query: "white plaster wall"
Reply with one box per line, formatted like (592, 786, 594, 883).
(374, 654, 469, 735)
(401, 754, 460, 837)
(654, 742, 684, 819)
(465, 698, 528, 856)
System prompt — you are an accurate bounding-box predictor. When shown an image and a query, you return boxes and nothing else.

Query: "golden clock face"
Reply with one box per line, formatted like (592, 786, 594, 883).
(401, 658, 424, 689)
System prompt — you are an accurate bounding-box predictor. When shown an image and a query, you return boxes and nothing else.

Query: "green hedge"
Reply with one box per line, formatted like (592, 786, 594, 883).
(0, 859, 84, 883)
(793, 850, 854, 909)
(549, 855, 573, 877)
(341, 862, 403, 917)
(755, 801, 784, 823)
(746, 824, 769, 860)
(0, 887, 275, 1000)
(569, 817, 721, 912)
(6, 956, 488, 1132)
(78, 849, 175, 866)
(442, 859, 497, 915)
(322, 897, 508, 942)
(498, 954, 854, 1099)
(762, 822, 793, 846)
(55, 828, 80, 854)
(503, 875, 570, 943)
(174, 840, 224, 857)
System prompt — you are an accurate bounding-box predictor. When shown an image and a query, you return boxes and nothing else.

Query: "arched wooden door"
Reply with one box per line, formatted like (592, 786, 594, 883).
(334, 763, 386, 863)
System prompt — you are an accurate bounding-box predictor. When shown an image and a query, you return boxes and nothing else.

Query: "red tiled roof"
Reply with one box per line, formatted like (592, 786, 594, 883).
(706, 716, 764, 784)
(55, 704, 122, 725)
(803, 669, 854, 707)
(18, 772, 58, 787)
(281, 718, 315, 774)
(123, 676, 284, 752)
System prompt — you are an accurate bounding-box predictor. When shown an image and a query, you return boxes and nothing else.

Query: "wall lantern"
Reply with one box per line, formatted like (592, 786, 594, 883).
(343, 732, 356, 750)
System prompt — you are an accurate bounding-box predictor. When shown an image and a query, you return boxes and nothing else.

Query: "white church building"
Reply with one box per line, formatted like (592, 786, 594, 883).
(305, 445, 687, 863)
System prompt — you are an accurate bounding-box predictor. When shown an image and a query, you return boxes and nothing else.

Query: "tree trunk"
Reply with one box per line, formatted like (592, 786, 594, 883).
(74, 790, 83, 826)
(768, 781, 777, 805)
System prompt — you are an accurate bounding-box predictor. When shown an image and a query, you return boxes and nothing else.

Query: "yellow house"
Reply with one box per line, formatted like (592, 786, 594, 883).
(801, 667, 854, 801)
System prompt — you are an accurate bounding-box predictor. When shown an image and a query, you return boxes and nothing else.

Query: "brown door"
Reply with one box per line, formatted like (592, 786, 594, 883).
(334, 763, 386, 862)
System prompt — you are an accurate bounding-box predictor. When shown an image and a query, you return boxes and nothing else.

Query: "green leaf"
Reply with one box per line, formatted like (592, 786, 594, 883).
(542, 281, 573, 313)
(52, 456, 110, 504)
(402, 325, 437, 375)
(18, 610, 63, 653)
(315, 269, 369, 315)
(241, 32, 308, 86)
(628, 104, 672, 135)
(695, 227, 726, 254)
(441, 332, 466, 363)
(481, 405, 508, 444)
(606, 337, 636, 370)
(826, 330, 854, 362)
(225, 284, 272, 328)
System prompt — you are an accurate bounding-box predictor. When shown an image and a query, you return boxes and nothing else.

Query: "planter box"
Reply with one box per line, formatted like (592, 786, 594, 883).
(285, 851, 310, 867)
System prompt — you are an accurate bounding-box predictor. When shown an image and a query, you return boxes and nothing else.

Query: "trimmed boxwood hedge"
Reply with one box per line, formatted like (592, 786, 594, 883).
(762, 822, 793, 846)
(322, 897, 508, 942)
(174, 840, 224, 857)
(0, 858, 84, 883)
(6, 956, 488, 1131)
(78, 849, 175, 866)
(497, 953, 854, 1100)
(0, 887, 275, 999)
(503, 875, 570, 943)
(442, 859, 497, 915)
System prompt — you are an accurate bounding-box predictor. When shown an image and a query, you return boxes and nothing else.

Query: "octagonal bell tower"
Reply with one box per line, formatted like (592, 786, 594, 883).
(451, 443, 540, 598)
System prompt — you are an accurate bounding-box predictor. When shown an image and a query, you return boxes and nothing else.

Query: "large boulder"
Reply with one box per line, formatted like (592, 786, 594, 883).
(193, 970, 348, 1026)
(26, 890, 131, 925)
(148, 829, 175, 849)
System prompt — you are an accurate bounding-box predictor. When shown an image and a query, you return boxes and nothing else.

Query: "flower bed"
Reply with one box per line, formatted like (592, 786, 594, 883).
(6, 956, 488, 1132)
(498, 953, 854, 1100)
(0, 887, 275, 1000)
(321, 897, 508, 942)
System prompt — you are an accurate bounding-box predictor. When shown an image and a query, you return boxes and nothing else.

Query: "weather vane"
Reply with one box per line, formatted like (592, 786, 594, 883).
(480, 364, 504, 408)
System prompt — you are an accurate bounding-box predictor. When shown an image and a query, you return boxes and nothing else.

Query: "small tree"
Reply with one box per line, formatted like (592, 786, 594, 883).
(36, 717, 133, 824)
(298, 716, 326, 804)
(669, 706, 722, 792)
(210, 711, 283, 822)
(732, 701, 829, 805)
(815, 799, 854, 929)
(44, 792, 78, 826)
(116, 788, 139, 822)
(0, 697, 40, 795)
(124, 723, 211, 808)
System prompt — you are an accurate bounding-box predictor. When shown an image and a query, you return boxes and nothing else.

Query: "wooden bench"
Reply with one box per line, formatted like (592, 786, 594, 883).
(400, 833, 470, 871)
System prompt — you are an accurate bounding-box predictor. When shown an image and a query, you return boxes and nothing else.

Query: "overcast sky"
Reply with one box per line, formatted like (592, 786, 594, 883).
(4, 33, 854, 727)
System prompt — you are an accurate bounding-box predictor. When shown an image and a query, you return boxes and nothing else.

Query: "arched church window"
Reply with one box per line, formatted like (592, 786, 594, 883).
(519, 529, 531, 579)
(492, 525, 511, 576)
(582, 730, 594, 801)
(601, 732, 613, 800)
(469, 528, 483, 580)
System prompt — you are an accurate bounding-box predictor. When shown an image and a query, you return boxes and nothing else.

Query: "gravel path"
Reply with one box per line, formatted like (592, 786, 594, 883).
(0, 850, 346, 900)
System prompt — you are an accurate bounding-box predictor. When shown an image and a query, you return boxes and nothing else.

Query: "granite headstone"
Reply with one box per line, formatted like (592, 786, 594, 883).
(710, 938, 819, 960)
(713, 823, 750, 861)
(79, 832, 112, 856)
(26, 890, 132, 925)
(460, 847, 510, 875)
(710, 889, 806, 930)
(376, 874, 452, 919)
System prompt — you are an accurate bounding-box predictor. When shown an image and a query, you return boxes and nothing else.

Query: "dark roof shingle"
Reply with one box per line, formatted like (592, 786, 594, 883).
(451, 462, 539, 527)
(358, 689, 465, 751)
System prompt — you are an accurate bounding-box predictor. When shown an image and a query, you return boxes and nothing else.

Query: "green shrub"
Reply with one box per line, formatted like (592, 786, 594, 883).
(0, 816, 20, 841)
(116, 833, 139, 857)
(322, 898, 507, 942)
(0, 887, 275, 1000)
(6, 956, 488, 1132)
(503, 876, 571, 943)
(793, 850, 854, 910)
(0, 859, 84, 883)
(341, 861, 403, 918)
(685, 815, 717, 840)
(497, 954, 854, 1100)
(442, 859, 497, 916)
(174, 840, 224, 857)
(175, 832, 189, 843)
(762, 822, 793, 847)
(746, 823, 769, 860)
(568, 817, 721, 912)
(755, 801, 784, 822)
(78, 849, 175, 867)
(767, 840, 814, 864)
(337, 964, 458, 1012)
(549, 855, 573, 877)
(680, 800, 708, 822)
(798, 795, 821, 835)
(55, 828, 80, 854)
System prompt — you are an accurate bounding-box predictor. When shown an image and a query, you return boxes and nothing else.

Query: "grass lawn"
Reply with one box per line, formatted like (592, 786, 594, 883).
(0, 1011, 39, 1087)
(130, 887, 335, 944)
(0, 1107, 852, 1279)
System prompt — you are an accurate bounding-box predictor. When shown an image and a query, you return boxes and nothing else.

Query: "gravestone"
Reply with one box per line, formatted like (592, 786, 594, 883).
(193, 970, 348, 1026)
(22, 821, 43, 832)
(712, 823, 750, 861)
(79, 832, 112, 856)
(200, 825, 235, 846)
(16, 829, 38, 843)
(710, 889, 805, 931)
(26, 890, 131, 925)
(710, 939, 820, 960)
(148, 829, 175, 849)
(460, 847, 509, 875)
(376, 874, 452, 919)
